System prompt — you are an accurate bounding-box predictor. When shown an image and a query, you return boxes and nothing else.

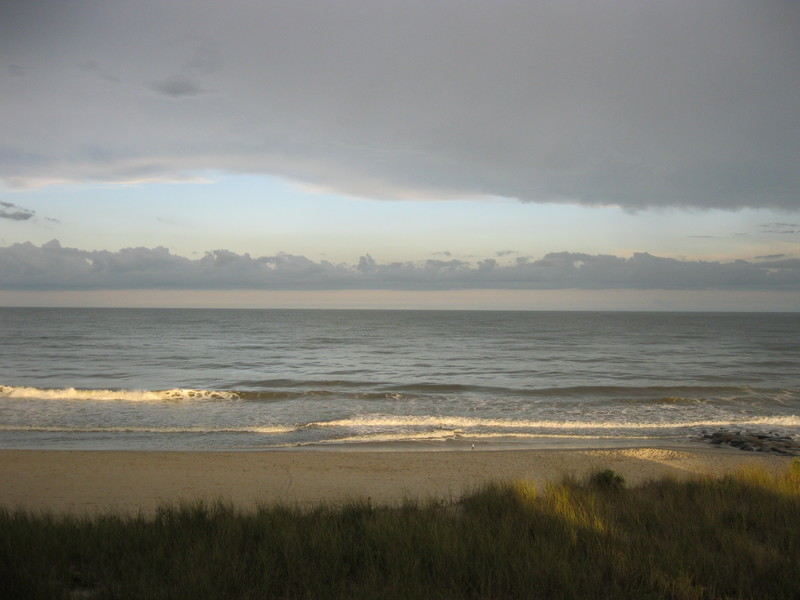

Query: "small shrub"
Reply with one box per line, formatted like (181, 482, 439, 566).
(589, 469, 626, 491)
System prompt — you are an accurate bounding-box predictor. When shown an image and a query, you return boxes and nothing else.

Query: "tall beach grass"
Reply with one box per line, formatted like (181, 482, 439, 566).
(2, 460, 799, 599)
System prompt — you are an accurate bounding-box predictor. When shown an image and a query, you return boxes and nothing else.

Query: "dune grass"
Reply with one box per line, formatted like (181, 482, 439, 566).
(2, 461, 799, 599)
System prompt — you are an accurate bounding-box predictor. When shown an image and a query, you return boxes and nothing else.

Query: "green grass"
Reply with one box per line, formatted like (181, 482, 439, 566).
(2, 461, 799, 599)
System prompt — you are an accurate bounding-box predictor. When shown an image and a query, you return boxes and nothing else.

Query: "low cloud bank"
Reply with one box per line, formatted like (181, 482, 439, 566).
(1, 241, 798, 292)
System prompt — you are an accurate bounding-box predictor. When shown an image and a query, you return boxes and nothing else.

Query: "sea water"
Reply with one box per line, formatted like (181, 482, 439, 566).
(1, 308, 798, 450)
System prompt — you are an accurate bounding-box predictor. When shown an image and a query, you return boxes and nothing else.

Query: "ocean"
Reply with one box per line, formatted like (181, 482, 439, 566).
(1, 308, 798, 451)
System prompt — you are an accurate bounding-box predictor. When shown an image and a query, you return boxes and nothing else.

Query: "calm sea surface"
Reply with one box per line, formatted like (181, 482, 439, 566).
(1, 308, 798, 450)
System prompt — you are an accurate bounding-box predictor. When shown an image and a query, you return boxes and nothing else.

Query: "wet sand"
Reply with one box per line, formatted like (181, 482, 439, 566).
(0, 446, 793, 514)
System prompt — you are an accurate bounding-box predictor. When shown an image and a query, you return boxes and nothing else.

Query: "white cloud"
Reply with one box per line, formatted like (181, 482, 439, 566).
(1, 1, 798, 209)
(2, 240, 798, 292)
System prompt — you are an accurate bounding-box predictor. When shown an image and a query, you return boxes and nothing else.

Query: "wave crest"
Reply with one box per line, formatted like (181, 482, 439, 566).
(305, 414, 800, 431)
(0, 385, 239, 402)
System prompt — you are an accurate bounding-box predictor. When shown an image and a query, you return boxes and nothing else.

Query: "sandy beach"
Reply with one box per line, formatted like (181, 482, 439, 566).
(0, 445, 794, 515)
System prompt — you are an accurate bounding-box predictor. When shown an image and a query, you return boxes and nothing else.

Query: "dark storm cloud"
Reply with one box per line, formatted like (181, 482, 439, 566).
(2, 241, 798, 292)
(761, 223, 799, 234)
(0, 201, 35, 221)
(756, 253, 787, 260)
(1, 1, 799, 209)
(149, 46, 219, 98)
(76, 60, 120, 83)
(150, 76, 207, 98)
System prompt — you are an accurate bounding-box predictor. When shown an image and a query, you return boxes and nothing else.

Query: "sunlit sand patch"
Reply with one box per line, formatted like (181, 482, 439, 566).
(615, 448, 688, 461)
(580, 448, 689, 462)
(572, 448, 720, 481)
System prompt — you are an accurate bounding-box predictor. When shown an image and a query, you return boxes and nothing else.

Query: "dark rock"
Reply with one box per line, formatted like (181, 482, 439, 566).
(697, 429, 800, 456)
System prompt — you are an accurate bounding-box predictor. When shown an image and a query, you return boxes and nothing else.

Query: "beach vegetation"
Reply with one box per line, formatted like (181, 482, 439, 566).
(588, 468, 626, 491)
(1, 465, 799, 599)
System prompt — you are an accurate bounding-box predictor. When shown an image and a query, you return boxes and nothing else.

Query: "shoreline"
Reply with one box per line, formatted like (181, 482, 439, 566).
(1, 445, 794, 515)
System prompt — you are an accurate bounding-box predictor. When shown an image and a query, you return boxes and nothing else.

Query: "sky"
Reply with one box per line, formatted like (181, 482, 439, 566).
(1, 0, 799, 310)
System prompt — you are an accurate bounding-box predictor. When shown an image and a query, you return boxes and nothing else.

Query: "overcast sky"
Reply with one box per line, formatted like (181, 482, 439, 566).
(1, 0, 799, 310)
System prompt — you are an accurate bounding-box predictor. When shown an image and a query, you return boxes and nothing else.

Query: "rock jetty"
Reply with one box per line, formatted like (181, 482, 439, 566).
(699, 430, 800, 456)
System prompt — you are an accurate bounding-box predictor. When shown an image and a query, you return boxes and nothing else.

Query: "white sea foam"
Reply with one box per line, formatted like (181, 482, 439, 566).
(319, 431, 658, 444)
(328, 430, 462, 443)
(461, 432, 655, 440)
(305, 414, 800, 431)
(0, 385, 239, 402)
(0, 424, 295, 434)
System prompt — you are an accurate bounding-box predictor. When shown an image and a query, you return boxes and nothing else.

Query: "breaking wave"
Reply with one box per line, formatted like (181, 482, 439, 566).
(0, 385, 240, 402)
(0, 424, 296, 434)
(304, 414, 800, 431)
(2, 383, 793, 405)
